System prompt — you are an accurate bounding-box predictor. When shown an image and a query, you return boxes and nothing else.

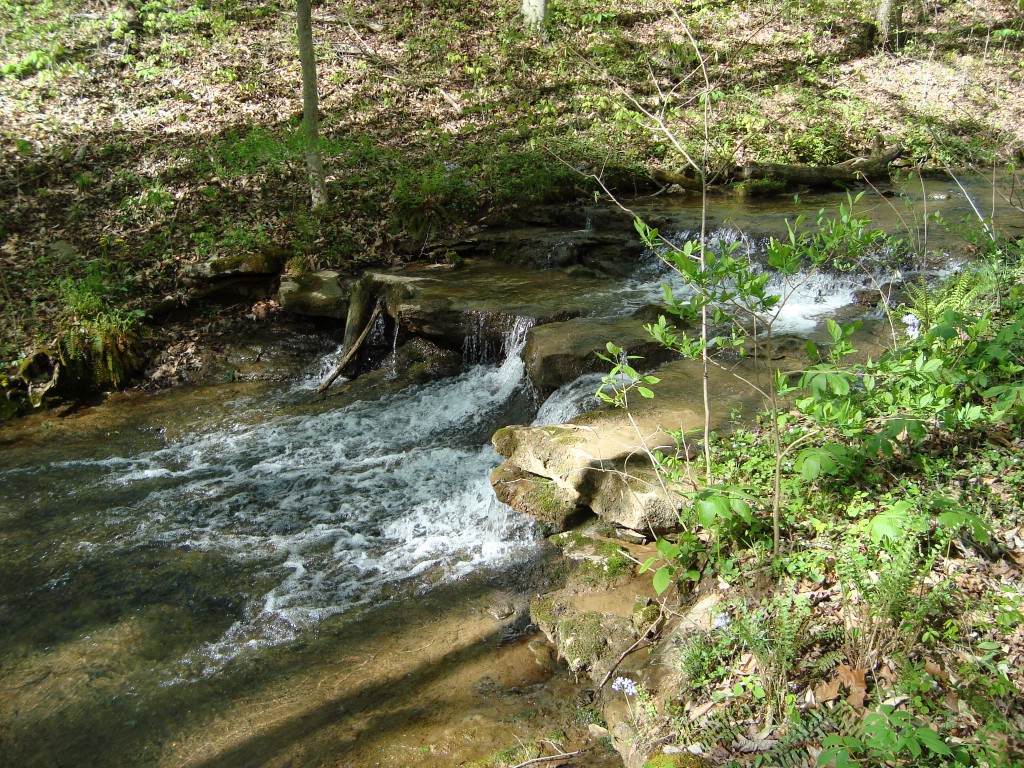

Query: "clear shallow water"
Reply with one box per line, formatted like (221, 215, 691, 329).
(1, 321, 539, 682)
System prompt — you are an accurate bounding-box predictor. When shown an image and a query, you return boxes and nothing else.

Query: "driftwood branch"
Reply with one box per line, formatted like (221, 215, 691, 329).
(316, 299, 383, 394)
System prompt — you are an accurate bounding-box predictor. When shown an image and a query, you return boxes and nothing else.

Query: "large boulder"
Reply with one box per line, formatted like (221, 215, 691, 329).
(279, 270, 350, 319)
(492, 422, 687, 534)
(491, 355, 778, 535)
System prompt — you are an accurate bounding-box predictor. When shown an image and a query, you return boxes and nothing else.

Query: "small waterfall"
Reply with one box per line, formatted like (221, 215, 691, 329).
(389, 319, 400, 376)
(462, 312, 534, 368)
(533, 373, 605, 425)
(17, 315, 544, 679)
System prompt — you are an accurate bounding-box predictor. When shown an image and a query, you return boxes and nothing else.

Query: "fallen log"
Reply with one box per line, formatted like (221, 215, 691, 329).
(316, 298, 384, 394)
(737, 145, 904, 188)
(649, 146, 904, 193)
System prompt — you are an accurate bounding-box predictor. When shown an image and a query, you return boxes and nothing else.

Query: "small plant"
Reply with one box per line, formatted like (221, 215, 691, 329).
(54, 263, 146, 389)
(818, 704, 957, 767)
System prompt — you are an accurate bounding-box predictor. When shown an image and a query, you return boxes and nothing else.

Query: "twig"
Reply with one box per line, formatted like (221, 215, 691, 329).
(436, 87, 463, 114)
(508, 748, 587, 768)
(596, 605, 666, 692)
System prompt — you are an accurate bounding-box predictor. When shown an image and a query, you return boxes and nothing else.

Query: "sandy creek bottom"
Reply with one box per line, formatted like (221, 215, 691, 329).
(1, 546, 627, 767)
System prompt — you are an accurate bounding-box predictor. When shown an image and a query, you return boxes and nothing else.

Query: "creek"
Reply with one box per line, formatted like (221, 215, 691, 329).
(1, 178, 1018, 767)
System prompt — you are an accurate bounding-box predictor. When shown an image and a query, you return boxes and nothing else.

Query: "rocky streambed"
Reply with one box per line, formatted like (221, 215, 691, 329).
(2, 182, 1006, 767)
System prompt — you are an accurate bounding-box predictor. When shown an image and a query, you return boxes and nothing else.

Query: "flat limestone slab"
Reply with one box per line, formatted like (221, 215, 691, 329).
(492, 354, 780, 534)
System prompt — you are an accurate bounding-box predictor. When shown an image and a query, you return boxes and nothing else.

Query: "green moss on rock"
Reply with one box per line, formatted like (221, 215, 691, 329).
(643, 754, 711, 768)
(529, 596, 558, 631)
(557, 611, 607, 673)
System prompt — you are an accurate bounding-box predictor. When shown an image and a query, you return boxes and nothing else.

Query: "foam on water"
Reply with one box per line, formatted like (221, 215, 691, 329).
(25, 319, 538, 676)
(611, 227, 890, 336)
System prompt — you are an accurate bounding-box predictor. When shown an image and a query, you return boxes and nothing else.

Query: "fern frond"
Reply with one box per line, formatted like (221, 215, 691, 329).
(808, 649, 846, 675)
(903, 269, 983, 327)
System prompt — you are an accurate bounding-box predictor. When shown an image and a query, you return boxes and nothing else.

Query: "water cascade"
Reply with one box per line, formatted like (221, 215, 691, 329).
(1, 317, 539, 680)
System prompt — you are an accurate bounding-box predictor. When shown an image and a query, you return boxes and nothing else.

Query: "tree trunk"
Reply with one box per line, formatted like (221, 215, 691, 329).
(296, 0, 327, 210)
(522, 0, 545, 31)
(874, 0, 903, 48)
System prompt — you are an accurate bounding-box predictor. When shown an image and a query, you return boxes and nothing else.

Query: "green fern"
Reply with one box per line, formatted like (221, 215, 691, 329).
(752, 708, 839, 768)
(807, 649, 846, 676)
(902, 269, 983, 328)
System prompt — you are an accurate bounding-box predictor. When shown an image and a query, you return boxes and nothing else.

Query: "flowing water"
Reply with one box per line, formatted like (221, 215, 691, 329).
(2, 180, 1018, 767)
(1, 320, 569, 766)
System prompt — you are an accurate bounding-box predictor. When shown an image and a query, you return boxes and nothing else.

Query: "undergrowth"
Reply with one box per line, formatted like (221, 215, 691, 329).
(605, 206, 1024, 766)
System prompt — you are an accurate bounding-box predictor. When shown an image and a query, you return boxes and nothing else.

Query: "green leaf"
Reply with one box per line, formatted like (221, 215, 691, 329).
(637, 386, 655, 399)
(652, 566, 672, 594)
(656, 538, 682, 559)
(817, 746, 853, 768)
(869, 500, 914, 544)
(915, 727, 951, 756)
(696, 494, 730, 528)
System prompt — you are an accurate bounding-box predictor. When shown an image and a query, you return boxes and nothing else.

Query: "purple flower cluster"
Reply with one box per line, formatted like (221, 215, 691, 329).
(611, 676, 639, 696)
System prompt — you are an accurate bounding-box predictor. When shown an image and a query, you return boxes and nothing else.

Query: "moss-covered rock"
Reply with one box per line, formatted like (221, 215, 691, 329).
(490, 464, 583, 534)
(279, 270, 350, 319)
(632, 597, 662, 635)
(643, 754, 712, 768)
(529, 596, 559, 637)
(186, 250, 284, 280)
(557, 611, 608, 674)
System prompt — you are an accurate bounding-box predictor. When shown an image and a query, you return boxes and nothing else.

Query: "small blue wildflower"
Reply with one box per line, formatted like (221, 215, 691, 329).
(902, 313, 921, 340)
(611, 676, 638, 696)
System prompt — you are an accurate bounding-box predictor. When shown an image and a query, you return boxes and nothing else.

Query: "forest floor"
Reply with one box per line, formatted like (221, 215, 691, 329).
(1, 0, 1023, 369)
(2, 3, 1024, 767)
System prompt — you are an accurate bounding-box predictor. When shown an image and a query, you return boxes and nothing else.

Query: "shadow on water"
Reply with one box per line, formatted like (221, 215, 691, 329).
(1, 548, 570, 768)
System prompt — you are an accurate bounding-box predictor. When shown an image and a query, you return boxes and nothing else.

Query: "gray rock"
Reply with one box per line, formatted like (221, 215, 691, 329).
(279, 270, 350, 319)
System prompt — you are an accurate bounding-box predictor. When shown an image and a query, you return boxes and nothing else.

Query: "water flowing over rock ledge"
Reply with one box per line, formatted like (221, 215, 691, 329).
(488, 353, 781, 538)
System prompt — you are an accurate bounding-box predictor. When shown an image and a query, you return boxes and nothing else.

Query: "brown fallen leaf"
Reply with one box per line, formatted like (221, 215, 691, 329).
(924, 660, 947, 681)
(836, 663, 868, 709)
(813, 677, 842, 704)
(688, 700, 716, 722)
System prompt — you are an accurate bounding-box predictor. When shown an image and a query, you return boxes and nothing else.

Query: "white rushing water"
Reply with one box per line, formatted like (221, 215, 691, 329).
(605, 226, 895, 336)
(28, 318, 540, 675)
(533, 373, 606, 426)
